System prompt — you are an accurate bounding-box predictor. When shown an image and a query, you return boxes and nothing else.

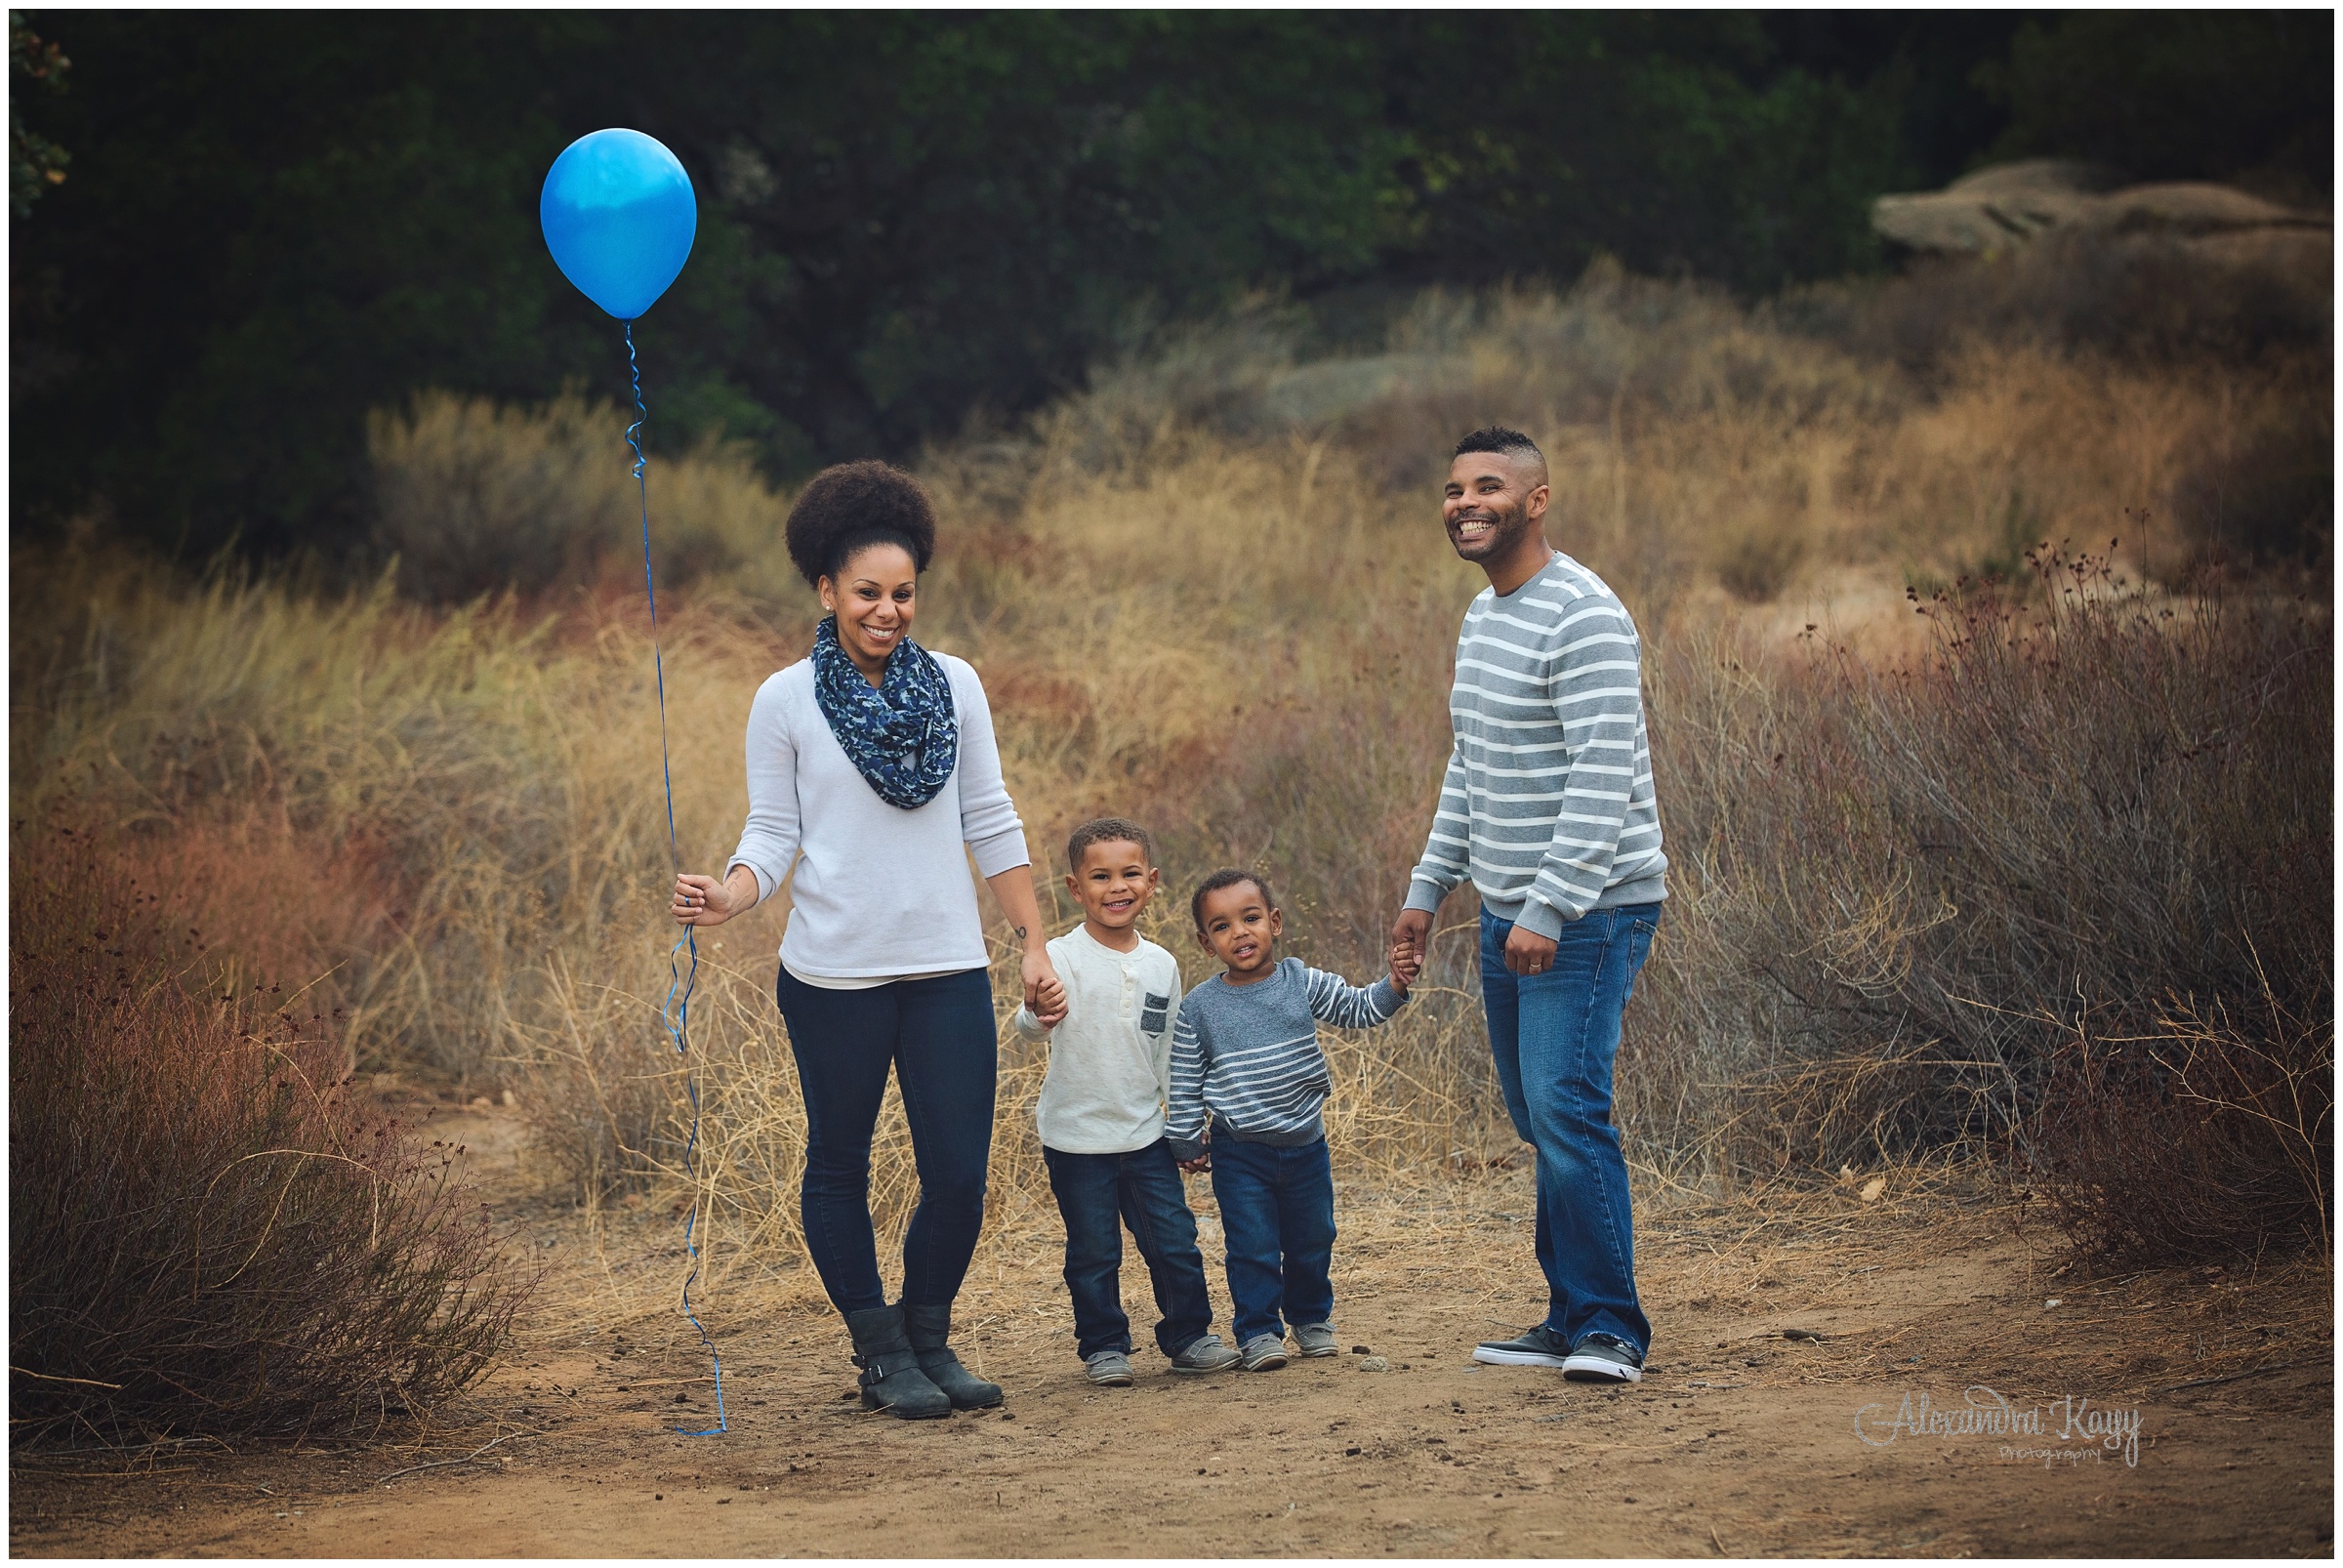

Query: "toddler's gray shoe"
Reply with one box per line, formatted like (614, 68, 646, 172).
(1084, 1349, 1134, 1386)
(1291, 1323, 1340, 1358)
(1171, 1334, 1241, 1373)
(1239, 1334, 1290, 1372)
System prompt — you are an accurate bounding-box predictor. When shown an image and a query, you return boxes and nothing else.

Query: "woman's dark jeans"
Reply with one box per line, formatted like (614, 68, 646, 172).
(1042, 1138, 1214, 1361)
(774, 966, 997, 1314)
(1210, 1134, 1336, 1346)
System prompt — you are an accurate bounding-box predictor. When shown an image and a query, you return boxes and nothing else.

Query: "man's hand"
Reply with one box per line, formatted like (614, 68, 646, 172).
(1176, 1155, 1212, 1175)
(1391, 907, 1431, 964)
(1387, 939, 1423, 996)
(1503, 922, 1560, 976)
(1030, 974, 1068, 1028)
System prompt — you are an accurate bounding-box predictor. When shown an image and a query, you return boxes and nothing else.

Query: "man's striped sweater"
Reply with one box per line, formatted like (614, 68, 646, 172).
(1405, 551, 1666, 938)
(1164, 958, 1406, 1160)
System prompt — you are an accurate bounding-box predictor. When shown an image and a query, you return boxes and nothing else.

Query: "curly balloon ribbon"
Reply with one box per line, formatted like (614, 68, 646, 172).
(627, 320, 726, 1437)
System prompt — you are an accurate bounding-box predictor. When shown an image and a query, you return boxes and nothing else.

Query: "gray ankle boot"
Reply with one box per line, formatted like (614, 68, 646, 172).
(843, 1304, 951, 1420)
(902, 1301, 1004, 1409)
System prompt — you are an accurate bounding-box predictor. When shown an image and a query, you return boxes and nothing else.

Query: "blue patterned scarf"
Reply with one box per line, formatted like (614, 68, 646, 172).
(810, 616, 959, 809)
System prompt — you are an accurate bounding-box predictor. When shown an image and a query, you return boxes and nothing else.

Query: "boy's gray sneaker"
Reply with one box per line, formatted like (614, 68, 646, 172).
(1562, 1334, 1645, 1384)
(1472, 1324, 1572, 1368)
(1239, 1334, 1290, 1372)
(1291, 1323, 1341, 1358)
(1170, 1334, 1241, 1373)
(1084, 1349, 1134, 1386)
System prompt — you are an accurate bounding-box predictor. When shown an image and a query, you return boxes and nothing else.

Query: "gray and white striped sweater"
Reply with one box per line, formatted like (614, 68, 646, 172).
(1405, 552, 1666, 939)
(1165, 958, 1407, 1160)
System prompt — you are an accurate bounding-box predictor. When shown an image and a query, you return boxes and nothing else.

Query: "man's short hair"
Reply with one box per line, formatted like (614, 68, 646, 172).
(1454, 425, 1545, 466)
(1067, 816, 1155, 872)
(1190, 867, 1275, 929)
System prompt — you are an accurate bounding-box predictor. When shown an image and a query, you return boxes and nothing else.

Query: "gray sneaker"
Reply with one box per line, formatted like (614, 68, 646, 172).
(1562, 1334, 1645, 1384)
(1084, 1349, 1134, 1386)
(1472, 1324, 1571, 1368)
(1239, 1334, 1290, 1372)
(1291, 1323, 1340, 1358)
(1170, 1334, 1241, 1374)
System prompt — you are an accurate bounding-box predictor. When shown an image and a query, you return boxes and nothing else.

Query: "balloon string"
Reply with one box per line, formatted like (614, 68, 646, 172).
(628, 319, 725, 1438)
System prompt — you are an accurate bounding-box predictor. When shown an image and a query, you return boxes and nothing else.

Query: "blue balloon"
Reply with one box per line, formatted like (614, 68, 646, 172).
(540, 129, 697, 320)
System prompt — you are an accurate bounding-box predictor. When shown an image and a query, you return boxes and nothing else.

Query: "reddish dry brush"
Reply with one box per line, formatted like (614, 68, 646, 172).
(1643, 547, 2330, 1259)
(9, 818, 531, 1446)
(2031, 983, 2332, 1270)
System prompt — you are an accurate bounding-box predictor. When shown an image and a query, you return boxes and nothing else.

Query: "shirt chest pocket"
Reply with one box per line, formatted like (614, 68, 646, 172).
(1139, 992, 1171, 1035)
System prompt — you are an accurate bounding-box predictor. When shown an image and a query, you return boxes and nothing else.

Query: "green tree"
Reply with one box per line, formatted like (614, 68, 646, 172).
(36, 13, 2232, 566)
(1980, 11, 2332, 196)
(10, 11, 68, 218)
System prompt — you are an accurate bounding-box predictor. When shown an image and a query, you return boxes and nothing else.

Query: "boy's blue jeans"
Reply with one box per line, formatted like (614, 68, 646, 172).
(1480, 904, 1661, 1357)
(1042, 1139, 1215, 1360)
(1209, 1133, 1336, 1345)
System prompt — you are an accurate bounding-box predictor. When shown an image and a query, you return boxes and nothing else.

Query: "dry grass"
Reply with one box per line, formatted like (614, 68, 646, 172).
(12, 269, 2328, 1297)
(369, 391, 795, 602)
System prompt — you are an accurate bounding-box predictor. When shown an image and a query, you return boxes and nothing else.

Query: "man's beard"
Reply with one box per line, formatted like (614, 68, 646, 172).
(1451, 504, 1531, 559)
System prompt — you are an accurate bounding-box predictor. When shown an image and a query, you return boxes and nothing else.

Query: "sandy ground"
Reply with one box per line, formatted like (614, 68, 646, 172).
(12, 1104, 2332, 1558)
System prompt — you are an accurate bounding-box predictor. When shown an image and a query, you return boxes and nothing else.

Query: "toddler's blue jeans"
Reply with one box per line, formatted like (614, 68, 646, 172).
(775, 966, 996, 1314)
(1210, 1134, 1336, 1345)
(1042, 1138, 1214, 1360)
(1480, 904, 1661, 1357)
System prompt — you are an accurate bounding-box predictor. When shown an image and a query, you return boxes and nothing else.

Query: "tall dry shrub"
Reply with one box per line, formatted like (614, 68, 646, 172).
(9, 819, 530, 1443)
(2029, 985, 2331, 1268)
(369, 391, 790, 602)
(1642, 552, 2330, 1222)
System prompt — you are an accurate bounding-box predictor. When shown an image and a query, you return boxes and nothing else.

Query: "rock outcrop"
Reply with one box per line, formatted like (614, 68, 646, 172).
(1873, 159, 2328, 259)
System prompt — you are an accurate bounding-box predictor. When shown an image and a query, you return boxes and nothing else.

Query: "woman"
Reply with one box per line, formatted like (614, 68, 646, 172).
(672, 461, 1062, 1421)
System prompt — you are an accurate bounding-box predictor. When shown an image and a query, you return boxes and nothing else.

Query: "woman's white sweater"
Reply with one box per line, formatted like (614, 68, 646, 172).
(725, 652, 1030, 981)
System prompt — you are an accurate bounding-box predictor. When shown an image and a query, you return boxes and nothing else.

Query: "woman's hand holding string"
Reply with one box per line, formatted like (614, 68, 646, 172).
(673, 867, 759, 928)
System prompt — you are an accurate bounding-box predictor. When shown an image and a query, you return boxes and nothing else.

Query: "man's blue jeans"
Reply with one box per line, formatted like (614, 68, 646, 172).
(1042, 1139, 1215, 1361)
(1209, 1134, 1336, 1345)
(1480, 904, 1661, 1356)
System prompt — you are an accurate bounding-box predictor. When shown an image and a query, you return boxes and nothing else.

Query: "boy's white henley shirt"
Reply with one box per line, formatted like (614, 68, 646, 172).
(1013, 925, 1182, 1154)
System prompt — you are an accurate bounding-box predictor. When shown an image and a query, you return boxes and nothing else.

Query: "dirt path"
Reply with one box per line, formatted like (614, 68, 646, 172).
(12, 1110, 2331, 1558)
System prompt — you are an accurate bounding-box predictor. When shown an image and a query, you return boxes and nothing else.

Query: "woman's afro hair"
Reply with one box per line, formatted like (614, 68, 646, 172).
(783, 460, 939, 589)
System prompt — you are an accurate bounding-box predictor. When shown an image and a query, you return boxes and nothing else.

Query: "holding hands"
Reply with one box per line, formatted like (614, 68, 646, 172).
(1390, 905, 1558, 978)
(1390, 908, 1429, 982)
(1387, 936, 1423, 995)
(1029, 971, 1069, 1029)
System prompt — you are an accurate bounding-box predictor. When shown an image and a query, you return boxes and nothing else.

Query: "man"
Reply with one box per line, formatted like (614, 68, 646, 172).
(1390, 425, 1666, 1384)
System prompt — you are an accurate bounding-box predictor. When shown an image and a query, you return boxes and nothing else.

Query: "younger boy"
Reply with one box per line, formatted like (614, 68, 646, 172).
(1167, 869, 1421, 1372)
(1016, 818, 1244, 1385)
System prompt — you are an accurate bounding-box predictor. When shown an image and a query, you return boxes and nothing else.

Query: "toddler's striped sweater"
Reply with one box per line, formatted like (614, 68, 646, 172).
(1165, 958, 1406, 1161)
